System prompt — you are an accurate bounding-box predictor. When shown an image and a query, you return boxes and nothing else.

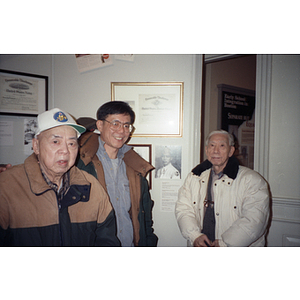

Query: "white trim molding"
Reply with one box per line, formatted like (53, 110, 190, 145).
(191, 54, 203, 168)
(254, 54, 272, 180)
(272, 197, 300, 224)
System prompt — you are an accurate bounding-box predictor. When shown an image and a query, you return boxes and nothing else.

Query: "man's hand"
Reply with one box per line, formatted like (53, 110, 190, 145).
(211, 239, 220, 247)
(193, 234, 212, 247)
(0, 164, 12, 173)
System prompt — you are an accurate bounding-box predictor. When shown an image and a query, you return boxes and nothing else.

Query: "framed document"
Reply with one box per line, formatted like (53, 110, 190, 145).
(111, 82, 183, 137)
(128, 144, 152, 189)
(0, 69, 48, 116)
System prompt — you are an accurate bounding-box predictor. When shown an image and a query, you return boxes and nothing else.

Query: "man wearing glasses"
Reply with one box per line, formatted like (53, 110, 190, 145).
(77, 101, 158, 247)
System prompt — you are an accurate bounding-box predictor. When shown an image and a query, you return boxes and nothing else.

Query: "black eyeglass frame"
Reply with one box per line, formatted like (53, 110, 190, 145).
(102, 119, 134, 133)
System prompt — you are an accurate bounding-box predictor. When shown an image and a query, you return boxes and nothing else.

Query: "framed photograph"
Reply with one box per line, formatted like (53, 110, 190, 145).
(128, 144, 152, 189)
(111, 82, 183, 137)
(155, 145, 182, 180)
(0, 69, 48, 116)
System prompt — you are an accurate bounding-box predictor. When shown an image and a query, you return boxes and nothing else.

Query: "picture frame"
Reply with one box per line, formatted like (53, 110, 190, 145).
(128, 144, 152, 189)
(154, 145, 182, 180)
(0, 69, 48, 116)
(111, 82, 183, 137)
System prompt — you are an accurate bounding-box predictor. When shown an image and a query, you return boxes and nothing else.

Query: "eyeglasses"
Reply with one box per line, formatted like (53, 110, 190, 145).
(102, 119, 134, 133)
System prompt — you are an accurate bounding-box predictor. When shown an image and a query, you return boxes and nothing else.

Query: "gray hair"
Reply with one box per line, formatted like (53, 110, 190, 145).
(205, 130, 234, 146)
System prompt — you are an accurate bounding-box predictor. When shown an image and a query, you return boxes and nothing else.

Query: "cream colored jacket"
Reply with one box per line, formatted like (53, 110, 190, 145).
(175, 158, 270, 247)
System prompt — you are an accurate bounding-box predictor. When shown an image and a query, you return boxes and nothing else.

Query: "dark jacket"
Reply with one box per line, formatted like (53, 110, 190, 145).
(0, 153, 120, 247)
(77, 132, 158, 246)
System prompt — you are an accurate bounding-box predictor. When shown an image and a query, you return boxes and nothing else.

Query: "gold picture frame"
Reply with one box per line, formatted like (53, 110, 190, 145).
(111, 82, 183, 137)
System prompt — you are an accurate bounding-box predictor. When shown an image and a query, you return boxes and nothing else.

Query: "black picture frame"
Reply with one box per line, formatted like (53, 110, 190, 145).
(0, 69, 48, 117)
(128, 144, 152, 189)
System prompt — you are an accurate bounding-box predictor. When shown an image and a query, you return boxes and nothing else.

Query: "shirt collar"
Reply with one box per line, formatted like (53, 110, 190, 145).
(98, 135, 131, 159)
(211, 169, 224, 179)
(41, 169, 70, 195)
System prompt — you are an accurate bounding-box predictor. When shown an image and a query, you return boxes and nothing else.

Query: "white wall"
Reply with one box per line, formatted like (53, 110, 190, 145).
(269, 55, 300, 199)
(0, 54, 202, 247)
(266, 55, 300, 246)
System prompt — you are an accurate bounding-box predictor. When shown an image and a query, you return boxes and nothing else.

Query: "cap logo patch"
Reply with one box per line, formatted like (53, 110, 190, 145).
(54, 111, 68, 123)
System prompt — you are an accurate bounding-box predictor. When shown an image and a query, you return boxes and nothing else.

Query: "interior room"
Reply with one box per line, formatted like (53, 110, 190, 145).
(0, 54, 299, 247)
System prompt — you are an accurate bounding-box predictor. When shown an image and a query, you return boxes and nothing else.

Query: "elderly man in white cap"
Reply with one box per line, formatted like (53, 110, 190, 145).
(0, 108, 120, 246)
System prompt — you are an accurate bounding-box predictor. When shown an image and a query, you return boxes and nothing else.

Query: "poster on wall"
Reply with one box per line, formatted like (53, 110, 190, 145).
(75, 54, 113, 73)
(115, 54, 135, 62)
(24, 118, 37, 155)
(0, 120, 13, 146)
(160, 181, 182, 212)
(218, 84, 255, 169)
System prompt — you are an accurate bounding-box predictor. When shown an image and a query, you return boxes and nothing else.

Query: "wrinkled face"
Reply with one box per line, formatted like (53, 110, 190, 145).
(96, 113, 131, 158)
(32, 126, 78, 184)
(205, 133, 235, 173)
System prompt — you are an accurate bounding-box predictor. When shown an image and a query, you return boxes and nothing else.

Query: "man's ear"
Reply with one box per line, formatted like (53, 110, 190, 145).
(32, 138, 39, 155)
(229, 145, 235, 157)
(205, 146, 208, 157)
(96, 120, 103, 133)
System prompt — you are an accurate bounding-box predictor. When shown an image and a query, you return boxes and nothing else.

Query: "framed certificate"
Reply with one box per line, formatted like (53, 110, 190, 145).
(111, 82, 183, 137)
(0, 69, 48, 116)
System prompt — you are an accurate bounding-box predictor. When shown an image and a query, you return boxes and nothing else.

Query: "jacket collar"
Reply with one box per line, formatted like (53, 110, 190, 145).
(192, 155, 239, 180)
(97, 135, 131, 160)
(25, 153, 90, 195)
(25, 153, 52, 195)
(79, 132, 154, 177)
(79, 132, 99, 165)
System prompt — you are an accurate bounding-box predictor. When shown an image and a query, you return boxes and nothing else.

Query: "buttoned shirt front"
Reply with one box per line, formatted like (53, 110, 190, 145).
(96, 136, 134, 246)
(210, 169, 224, 201)
(41, 170, 70, 209)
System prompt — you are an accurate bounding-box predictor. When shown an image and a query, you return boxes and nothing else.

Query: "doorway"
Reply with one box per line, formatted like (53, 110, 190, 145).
(201, 54, 257, 167)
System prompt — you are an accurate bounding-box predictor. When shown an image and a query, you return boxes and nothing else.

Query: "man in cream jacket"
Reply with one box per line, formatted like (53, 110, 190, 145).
(175, 130, 270, 247)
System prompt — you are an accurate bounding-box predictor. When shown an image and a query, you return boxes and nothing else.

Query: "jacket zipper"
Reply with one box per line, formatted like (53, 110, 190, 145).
(57, 199, 63, 246)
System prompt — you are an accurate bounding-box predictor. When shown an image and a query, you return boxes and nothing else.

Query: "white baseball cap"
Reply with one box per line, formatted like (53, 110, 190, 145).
(35, 108, 86, 138)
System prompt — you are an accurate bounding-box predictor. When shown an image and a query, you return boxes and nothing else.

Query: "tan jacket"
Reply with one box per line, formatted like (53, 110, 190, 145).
(0, 153, 120, 246)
